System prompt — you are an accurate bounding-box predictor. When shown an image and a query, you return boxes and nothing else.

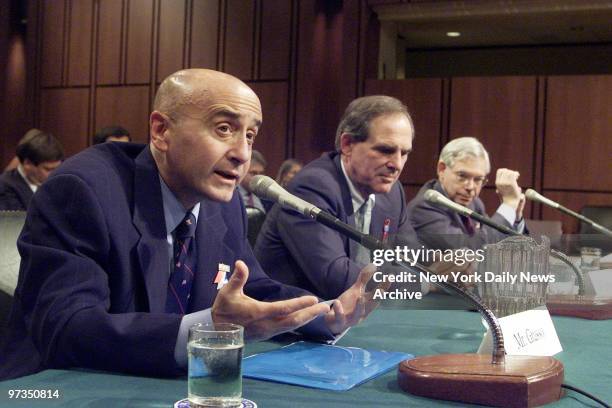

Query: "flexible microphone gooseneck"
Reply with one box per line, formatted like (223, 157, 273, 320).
(525, 189, 612, 238)
(250, 175, 505, 364)
(424, 189, 585, 295)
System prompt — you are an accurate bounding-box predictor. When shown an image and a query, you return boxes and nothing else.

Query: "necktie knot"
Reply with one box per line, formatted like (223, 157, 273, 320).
(355, 199, 372, 231)
(175, 212, 197, 241)
(359, 200, 371, 216)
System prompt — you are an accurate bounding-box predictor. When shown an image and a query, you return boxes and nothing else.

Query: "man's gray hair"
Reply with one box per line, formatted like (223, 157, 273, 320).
(439, 137, 490, 173)
(335, 95, 413, 150)
(251, 149, 267, 167)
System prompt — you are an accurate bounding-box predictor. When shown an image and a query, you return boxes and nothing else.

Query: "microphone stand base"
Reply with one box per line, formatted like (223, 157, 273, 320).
(398, 353, 563, 407)
(547, 295, 612, 320)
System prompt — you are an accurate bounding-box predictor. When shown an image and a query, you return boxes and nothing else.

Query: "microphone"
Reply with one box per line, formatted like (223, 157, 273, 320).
(524, 189, 560, 209)
(252, 177, 564, 406)
(250, 175, 319, 218)
(425, 189, 585, 294)
(525, 189, 612, 237)
(424, 189, 473, 217)
(250, 175, 382, 250)
(424, 190, 518, 236)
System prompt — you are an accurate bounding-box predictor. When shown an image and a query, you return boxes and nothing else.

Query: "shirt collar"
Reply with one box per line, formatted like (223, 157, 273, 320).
(237, 185, 250, 196)
(17, 164, 38, 193)
(159, 176, 200, 235)
(340, 158, 375, 213)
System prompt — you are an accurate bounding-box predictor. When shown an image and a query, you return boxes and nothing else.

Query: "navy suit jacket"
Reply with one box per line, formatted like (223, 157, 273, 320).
(254, 152, 421, 300)
(406, 179, 517, 250)
(0, 143, 330, 380)
(0, 168, 33, 211)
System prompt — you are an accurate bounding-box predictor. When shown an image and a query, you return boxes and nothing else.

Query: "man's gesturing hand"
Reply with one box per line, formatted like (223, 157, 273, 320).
(324, 264, 385, 334)
(495, 168, 522, 209)
(211, 260, 330, 341)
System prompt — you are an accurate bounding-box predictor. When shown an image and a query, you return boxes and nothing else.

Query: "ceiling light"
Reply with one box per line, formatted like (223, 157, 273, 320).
(446, 32, 461, 37)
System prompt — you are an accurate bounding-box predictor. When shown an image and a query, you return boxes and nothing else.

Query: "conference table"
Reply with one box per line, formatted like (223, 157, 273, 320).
(1, 296, 610, 407)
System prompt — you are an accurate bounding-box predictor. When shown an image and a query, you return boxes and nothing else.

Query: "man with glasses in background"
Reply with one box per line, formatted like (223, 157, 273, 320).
(406, 137, 526, 250)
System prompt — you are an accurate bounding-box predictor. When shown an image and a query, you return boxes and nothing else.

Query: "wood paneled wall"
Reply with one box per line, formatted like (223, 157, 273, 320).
(17, 0, 612, 233)
(1, 0, 30, 168)
(365, 75, 612, 232)
(26, 0, 370, 177)
(0, 2, 10, 168)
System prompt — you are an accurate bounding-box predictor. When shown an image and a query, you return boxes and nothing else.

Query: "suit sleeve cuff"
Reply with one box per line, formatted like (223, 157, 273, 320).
(174, 308, 213, 368)
(496, 203, 517, 226)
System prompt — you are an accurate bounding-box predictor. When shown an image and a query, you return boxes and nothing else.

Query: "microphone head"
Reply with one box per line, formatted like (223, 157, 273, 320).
(524, 188, 559, 209)
(424, 189, 443, 203)
(524, 189, 540, 201)
(424, 188, 472, 216)
(249, 174, 318, 217)
(249, 175, 276, 199)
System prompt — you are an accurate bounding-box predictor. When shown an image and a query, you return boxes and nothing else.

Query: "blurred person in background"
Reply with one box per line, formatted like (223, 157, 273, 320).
(0, 129, 64, 211)
(93, 125, 131, 145)
(238, 149, 267, 213)
(276, 158, 303, 188)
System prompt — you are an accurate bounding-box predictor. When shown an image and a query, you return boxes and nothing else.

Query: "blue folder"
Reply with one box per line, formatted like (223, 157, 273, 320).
(242, 341, 412, 391)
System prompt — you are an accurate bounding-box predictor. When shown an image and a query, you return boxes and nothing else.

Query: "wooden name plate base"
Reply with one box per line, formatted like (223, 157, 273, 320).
(398, 353, 564, 408)
(547, 295, 612, 320)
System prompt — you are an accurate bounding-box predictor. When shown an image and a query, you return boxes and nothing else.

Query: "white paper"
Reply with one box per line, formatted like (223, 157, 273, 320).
(478, 306, 562, 356)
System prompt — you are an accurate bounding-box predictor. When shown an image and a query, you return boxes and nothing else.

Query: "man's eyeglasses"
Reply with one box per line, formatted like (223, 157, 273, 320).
(451, 170, 488, 186)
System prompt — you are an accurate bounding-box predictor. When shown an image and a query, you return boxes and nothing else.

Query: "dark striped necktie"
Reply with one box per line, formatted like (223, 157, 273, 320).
(461, 215, 475, 235)
(165, 212, 197, 314)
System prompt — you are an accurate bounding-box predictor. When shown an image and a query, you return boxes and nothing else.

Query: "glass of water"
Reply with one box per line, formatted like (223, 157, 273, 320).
(188, 323, 244, 407)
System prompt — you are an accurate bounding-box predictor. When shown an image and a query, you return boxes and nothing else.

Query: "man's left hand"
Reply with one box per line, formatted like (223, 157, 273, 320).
(324, 264, 387, 334)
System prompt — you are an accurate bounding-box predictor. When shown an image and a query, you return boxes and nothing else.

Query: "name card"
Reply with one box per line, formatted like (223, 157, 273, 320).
(478, 307, 562, 356)
(583, 269, 612, 297)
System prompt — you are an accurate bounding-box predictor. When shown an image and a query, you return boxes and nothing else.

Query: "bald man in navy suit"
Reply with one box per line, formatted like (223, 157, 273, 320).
(1, 69, 378, 380)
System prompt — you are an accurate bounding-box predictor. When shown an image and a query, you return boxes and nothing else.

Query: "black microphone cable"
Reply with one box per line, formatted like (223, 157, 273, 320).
(561, 383, 610, 408)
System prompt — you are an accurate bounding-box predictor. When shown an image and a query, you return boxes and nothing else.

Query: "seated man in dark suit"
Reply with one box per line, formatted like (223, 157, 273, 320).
(255, 96, 424, 300)
(0, 130, 64, 211)
(0, 69, 376, 380)
(407, 137, 526, 250)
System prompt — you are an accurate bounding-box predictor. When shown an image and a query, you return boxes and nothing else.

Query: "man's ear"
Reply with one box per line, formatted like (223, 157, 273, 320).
(436, 161, 447, 178)
(339, 133, 354, 156)
(150, 111, 170, 152)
